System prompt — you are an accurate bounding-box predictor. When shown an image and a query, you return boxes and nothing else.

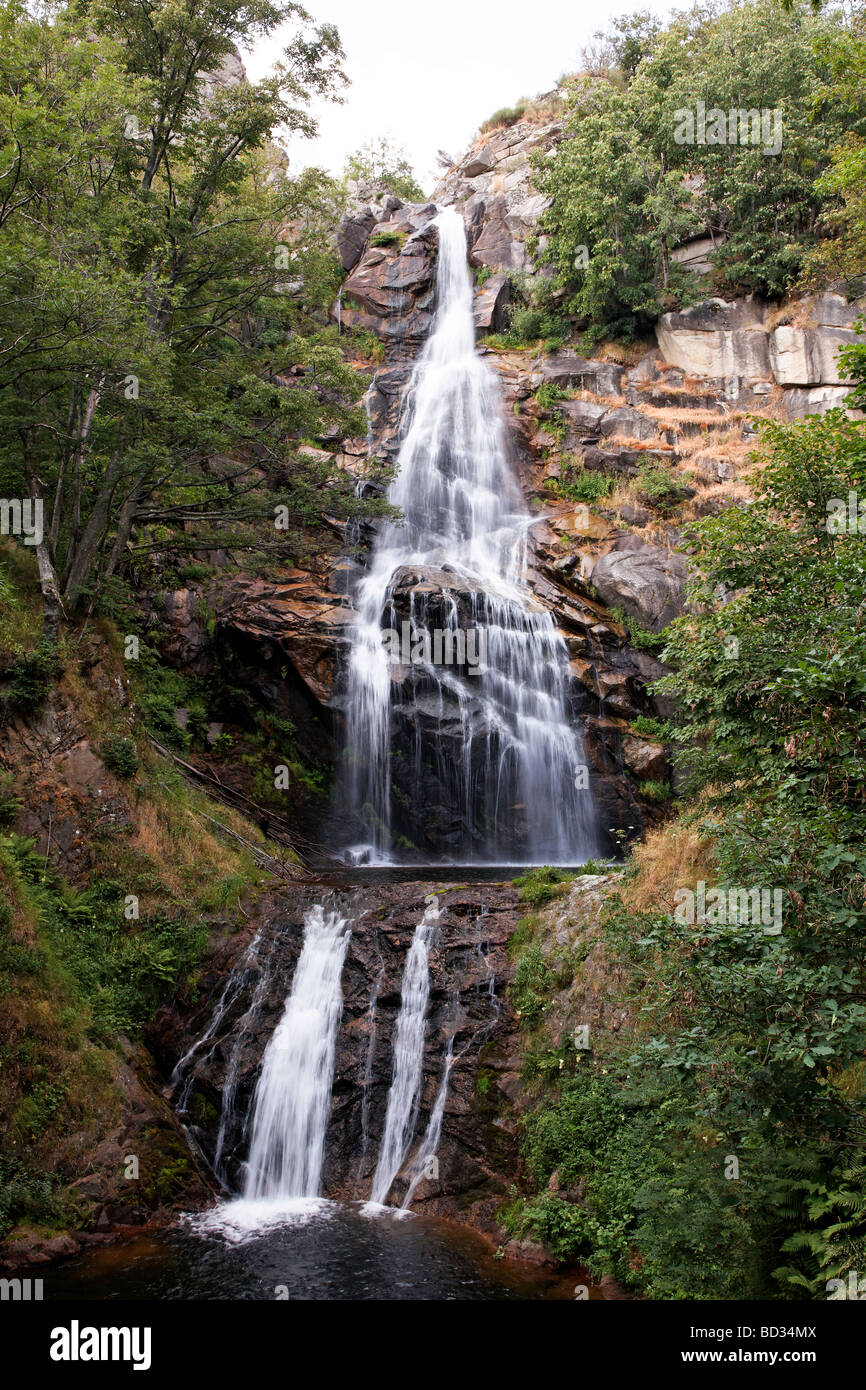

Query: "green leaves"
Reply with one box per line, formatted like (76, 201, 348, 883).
(535, 1, 866, 339)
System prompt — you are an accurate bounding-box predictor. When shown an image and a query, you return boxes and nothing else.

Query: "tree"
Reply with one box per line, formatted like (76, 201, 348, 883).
(535, 1, 865, 340)
(0, 1, 389, 636)
(343, 136, 424, 202)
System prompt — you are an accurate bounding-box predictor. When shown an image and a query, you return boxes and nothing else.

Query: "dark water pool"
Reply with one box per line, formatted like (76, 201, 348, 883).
(44, 1200, 583, 1301)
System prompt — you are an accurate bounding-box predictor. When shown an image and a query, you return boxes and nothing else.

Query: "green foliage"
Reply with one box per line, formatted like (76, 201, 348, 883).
(637, 778, 672, 803)
(500, 273, 570, 348)
(636, 462, 690, 515)
(607, 604, 668, 653)
(0, 0, 393, 633)
(510, 380, 866, 1298)
(480, 102, 529, 134)
(629, 715, 669, 740)
(534, 382, 565, 411)
(343, 136, 424, 200)
(550, 466, 614, 504)
(0, 769, 21, 827)
(0, 1155, 77, 1241)
(536, 2, 866, 340)
(369, 230, 405, 249)
(0, 640, 61, 717)
(2, 833, 208, 1038)
(100, 736, 140, 778)
(510, 941, 553, 1028)
(513, 866, 574, 907)
(132, 647, 208, 752)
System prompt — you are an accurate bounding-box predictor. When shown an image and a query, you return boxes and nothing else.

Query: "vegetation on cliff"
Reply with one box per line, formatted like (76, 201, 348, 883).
(0, 0, 394, 642)
(506, 349, 866, 1297)
(534, 1, 866, 341)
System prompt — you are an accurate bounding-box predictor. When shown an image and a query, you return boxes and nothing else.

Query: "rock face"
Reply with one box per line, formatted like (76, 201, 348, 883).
(338, 205, 439, 348)
(656, 293, 866, 400)
(217, 571, 353, 707)
(434, 117, 563, 274)
(590, 537, 688, 633)
(150, 881, 523, 1231)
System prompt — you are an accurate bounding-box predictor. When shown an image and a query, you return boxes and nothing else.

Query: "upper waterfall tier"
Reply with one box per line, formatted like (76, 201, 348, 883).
(339, 207, 603, 866)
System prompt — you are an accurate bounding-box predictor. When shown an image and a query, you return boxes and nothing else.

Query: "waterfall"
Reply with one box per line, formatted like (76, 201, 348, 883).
(400, 1033, 454, 1211)
(370, 897, 440, 1204)
(243, 905, 352, 1201)
(341, 205, 602, 865)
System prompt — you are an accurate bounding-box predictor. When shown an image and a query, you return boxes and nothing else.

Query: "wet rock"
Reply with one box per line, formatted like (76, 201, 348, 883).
(339, 214, 438, 347)
(157, 882, 523, 1227)
(218, 573, 354, 705)
(504, 1238, 556, 1266)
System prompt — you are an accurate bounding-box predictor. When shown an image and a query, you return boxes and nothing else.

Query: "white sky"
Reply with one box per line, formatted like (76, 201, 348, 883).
(244, 0, 677, 192)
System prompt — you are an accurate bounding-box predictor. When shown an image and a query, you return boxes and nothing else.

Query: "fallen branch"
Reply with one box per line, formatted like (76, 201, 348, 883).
(146, 735, 327, 870)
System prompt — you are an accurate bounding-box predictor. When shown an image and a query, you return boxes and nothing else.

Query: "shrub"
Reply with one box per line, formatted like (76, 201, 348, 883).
(638, 778, 672, 803)
(100, 736, 140, 778)
(514, 865, 575, 907)
(629, 715, 669, 741)
(535, 382, 565, 411)
(608, 605, 668, 654)
(369, 230, 405, 250)
(0, 770, 22, 826)
(0, 640, 60, 717)
(510, 941, 553, 1027)
(552, 468, 614, 504)
(636, 462, 690, 515)
(480, 101, 528, 134)
(177, 562, 211, 584)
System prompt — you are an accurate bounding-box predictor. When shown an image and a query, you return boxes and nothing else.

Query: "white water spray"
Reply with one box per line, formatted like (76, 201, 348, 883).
(370, 897, 440, 1204)
(243, 905, 352, 1200)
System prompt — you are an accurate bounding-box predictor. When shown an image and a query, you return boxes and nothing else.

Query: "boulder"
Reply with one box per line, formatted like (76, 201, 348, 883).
(539, 354, 623, 396)
(463, 150, 495, 178)
(218, 574, 355, 704)
(467, 194, 527, 272)
(473, 272, 511, 332)
(770, 323, 858, 386)
(590, 537, 687, 632)
(783, 385, 855, 417)
(338, 211, 438, 345)
(559, 398, 608, 434)
(336, 209, 376, 272)
(656, 298, 771, 381)
(598, 406, 659, 442)
(620, 734, 667, 781)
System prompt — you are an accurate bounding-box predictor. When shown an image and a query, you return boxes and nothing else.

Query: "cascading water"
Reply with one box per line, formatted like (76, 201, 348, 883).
(369, 896, 440, 1204)
(243, 905, 352, 1200)
(341, 205, 602, 865)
